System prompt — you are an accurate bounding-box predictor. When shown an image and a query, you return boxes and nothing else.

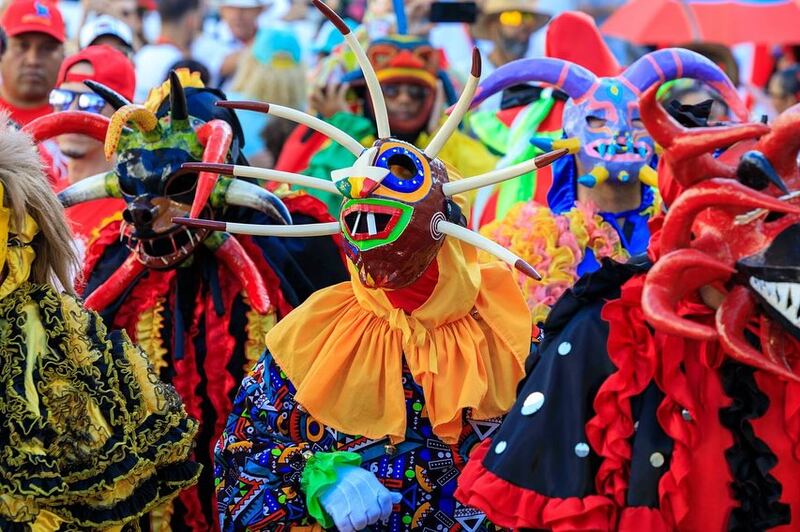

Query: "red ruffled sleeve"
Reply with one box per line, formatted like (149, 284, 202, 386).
(456, 441, 618, 530)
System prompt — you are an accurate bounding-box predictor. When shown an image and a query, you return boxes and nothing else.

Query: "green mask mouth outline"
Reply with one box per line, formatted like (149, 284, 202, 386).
(340, 198, 414, 252)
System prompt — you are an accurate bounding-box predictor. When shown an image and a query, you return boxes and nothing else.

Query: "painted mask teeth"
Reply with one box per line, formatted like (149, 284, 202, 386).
(594, 141, 648, 159)
(750, 276, 800, 328)
(343, 210, 392, 237)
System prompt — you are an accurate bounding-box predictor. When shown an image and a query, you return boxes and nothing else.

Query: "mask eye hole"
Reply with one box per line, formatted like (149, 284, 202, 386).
(164, 172, 197, 199)
(586, 115, 607, 128)
(376, 146, 426, 194)
(388, 154, 416, 180)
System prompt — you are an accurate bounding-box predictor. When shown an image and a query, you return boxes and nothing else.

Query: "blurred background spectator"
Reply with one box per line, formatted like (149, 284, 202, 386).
(78, 13, 134, 56)
(193, 0, 265, 88)
(51, 44, 134, 243)
(133, 0, 202, 101)
(227, 26, 306, 160)
(0, 0, 65, 125)
(768, 64, 800, 115)
(52, 44, 134, 185)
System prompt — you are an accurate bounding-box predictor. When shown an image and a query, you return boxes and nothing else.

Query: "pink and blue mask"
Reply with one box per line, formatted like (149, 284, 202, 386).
(469, 48, 747, 190)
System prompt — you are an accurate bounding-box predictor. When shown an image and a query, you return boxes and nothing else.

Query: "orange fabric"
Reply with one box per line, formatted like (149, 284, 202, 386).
(266, 238, 530, 444)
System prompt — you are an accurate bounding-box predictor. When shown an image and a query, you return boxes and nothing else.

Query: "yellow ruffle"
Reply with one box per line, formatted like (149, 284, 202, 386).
(266, 238, 530, 444)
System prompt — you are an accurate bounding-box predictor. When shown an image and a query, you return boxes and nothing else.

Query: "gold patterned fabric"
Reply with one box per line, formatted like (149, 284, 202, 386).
(0, 282, 201, 531)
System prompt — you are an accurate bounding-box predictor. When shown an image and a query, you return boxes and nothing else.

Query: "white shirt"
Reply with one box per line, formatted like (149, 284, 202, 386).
(133, 43, 184, 103)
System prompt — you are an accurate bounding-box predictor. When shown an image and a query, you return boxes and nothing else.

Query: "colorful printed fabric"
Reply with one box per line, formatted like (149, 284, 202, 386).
(80, 195, 347, 530)
(0, 282, 200, 530)
(215, 350, 502, 531)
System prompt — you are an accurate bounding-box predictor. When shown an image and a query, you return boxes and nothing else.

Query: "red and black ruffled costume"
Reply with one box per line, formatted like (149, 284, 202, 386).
(457, 87, 800, 530)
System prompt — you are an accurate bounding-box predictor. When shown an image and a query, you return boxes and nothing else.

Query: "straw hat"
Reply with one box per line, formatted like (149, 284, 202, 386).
(473, 0, 550, 40)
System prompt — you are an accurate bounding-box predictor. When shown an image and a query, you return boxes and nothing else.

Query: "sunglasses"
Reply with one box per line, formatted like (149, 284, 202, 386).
(49, 89, 107, 114)
(499, 10, 537, 27)
(383, 84, 431, 100)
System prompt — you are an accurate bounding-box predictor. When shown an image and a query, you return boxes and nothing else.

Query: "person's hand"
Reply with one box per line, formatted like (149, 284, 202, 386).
(319, 466, 402, 531)
(406, 0, 434, 37)
(309, 83, 350, 119)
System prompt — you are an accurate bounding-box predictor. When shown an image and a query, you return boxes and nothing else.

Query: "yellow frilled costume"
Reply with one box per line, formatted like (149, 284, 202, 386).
(0, 182, 200, 530)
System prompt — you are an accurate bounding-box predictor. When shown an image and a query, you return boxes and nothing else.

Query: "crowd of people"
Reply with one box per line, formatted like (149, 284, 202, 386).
(0, 0, 799, 530)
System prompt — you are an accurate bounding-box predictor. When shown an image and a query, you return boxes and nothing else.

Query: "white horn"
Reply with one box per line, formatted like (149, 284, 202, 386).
(173, 217, 341, 238)
(425, 48, 481, 159)
(442, 148, 568, 196)
(219, 101, 364, 157)
(313, 0, 390, 139)
(435, 219, 541, 280)
(181, 163, 341, 195)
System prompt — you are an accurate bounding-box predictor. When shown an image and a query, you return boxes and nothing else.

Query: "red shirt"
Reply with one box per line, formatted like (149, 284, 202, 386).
(0, 96, 52, 126)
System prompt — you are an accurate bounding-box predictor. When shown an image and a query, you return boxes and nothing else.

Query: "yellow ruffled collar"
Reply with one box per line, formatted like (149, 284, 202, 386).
(265, 238, 531, 444)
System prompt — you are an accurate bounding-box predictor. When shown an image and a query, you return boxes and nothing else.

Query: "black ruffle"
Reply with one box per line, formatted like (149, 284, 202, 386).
(719, 360, 790, 531)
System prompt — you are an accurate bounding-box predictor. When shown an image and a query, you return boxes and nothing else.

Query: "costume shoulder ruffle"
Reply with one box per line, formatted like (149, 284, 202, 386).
(480, 201, 628, 325)
(0, 283, 200, 530)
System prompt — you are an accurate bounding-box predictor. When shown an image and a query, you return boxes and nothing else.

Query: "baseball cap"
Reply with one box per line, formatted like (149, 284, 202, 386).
(79, 15, 134, 50)
(57, 45, 136, 101)
(1, 0, 66, 43)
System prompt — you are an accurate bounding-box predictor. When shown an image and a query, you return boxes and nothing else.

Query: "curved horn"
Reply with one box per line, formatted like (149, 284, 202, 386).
(169, 70, 189, 123)
(203, 231, 272, 314)
(211, 178, 293, 225)
(105, 104, 160, 159)
(313, 0, 390, 138)
(180, 162, 341, 195)
(717, 285, 800, 382)
(83, 254, 147, 311)
(442, 148, 567, 196)
(639, 84, 767, 189)
(469, 57, 598, 110)
(426, 48, 481, 159)
(660, 178, 800, 254)
(57, 171, 121, 207)
(24, 111, 110, 143)
(642, 248, 735, 341)
(174, 217, 341, 238)
(217, 101, 363, 157)
(191, 119, 234, 219)
(622, 48, 747, 121)
(84, 79, 131, 110)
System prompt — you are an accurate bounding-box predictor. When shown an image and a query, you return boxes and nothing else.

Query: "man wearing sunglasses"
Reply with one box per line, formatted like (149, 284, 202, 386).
(0, 0, 66, 126)
(50, 44, 134, 244)
(473, 0, 550, 71)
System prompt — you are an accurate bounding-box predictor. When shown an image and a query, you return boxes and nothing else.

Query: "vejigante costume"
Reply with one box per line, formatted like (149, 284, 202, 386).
(24, 70, 347, 530)
(469, 10, 623, 225)
(470, 47, 745, 326)
(456, 83, 800, 530)
(175, 2, 565, 529)
(0, 124, 199, 530)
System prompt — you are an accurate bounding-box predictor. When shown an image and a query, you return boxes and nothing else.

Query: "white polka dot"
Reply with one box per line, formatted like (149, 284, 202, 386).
(650, 452, 665, 468)
(574, 442, 590, 458)
(558, 342, 572, 356)
(494, 441, 507, 454)
(521, 392, 545, 416)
